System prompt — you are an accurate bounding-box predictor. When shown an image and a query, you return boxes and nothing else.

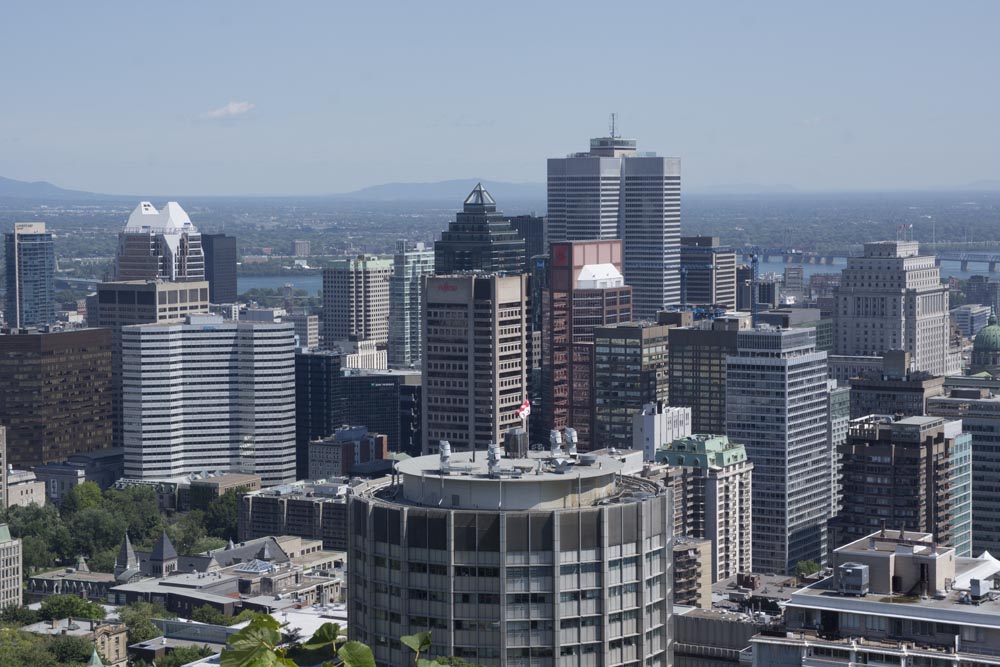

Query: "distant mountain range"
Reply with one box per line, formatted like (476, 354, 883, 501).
(332, 178, 546, 203)
(1, 174, 999, 202)
(0, 176, 103, 199)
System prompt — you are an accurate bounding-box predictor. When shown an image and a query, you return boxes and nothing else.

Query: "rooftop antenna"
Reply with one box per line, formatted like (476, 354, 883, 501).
(609, 113, 618, 139)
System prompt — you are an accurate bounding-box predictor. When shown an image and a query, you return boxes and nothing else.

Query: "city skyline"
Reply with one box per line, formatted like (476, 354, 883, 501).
(2, 3, 999, 196)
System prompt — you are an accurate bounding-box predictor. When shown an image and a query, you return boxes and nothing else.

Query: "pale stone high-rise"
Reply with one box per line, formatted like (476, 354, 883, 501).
(322, 255, 392, 348)
(834, 240, 959, 376)
(115, 202, 204, 282)
(0, 523, 21, 609)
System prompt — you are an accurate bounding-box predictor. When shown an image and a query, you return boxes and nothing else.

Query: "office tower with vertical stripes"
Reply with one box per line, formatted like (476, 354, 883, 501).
(389, 240, 434, 368)
(548, 133, 681, 318)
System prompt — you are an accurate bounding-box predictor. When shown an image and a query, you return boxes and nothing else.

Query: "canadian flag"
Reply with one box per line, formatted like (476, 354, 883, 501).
(517, 398, 531, 419)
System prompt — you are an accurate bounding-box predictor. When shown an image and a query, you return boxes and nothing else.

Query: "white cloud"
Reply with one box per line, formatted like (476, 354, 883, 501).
(200, 101, 255, 120)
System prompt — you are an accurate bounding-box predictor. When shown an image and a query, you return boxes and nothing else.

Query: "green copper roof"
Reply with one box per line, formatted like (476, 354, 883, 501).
(0, 524, 12, 543)
(87, 647, 105, 667)
(974, 308, 1000, 352)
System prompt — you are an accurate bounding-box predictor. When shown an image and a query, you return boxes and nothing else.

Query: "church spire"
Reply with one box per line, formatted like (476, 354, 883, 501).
(114, 534, 137, 578)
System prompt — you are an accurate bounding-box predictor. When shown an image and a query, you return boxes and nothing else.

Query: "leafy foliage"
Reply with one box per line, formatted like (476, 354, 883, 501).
(0, 626, 104, 667)
(117, 601, 176, 645)
(191, 604, 261, 627)
(795, 559, 821, 577)
(205, 489, 241, 540)
(38, 595, 106, 621)
(0, 603, 41, 627)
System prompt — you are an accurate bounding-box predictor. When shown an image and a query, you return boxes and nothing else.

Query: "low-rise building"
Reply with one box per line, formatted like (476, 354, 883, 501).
(32, 448, 124, 505)
(0, 524, 21, 609)
(239, 481, 351, 551)
(23, 618, 128, 667)
(6, 467, 45, 507)
(308, 426, 387, 480)
(751, 530, 1000, 667)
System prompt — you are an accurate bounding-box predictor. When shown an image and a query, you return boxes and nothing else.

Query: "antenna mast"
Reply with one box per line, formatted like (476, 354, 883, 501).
(609, 113, 617, 138)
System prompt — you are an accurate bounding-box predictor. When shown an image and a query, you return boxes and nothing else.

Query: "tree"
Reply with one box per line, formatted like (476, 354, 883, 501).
(117, 601, 175, 645)
(205, 490, 240, 540)
(191, 604, 229, 626)
(157, 645, 215, 667)
(795, 559, 821, 577)
(47, 634, 93, 664)
(59, 482, 103, 518)
(68, 506, 126, 561)
(39, 595, 106, 621)
(0, 604, 40, 627)
(166, 510, 208, 555)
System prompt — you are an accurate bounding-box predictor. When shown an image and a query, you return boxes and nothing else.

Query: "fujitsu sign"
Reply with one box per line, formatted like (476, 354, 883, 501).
(435, 283, 458, 292)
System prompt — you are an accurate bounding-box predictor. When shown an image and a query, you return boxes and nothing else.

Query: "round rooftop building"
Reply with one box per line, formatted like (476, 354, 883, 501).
(348, 447, 674, 667)
(972, 309, 1000, 375)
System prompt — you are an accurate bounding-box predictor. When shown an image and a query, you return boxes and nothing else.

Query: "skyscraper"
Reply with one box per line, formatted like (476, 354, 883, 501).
(433, 183, 525, 275)
(835, 240, 959, 376)
(679, 236, 737, 309)
(422, 273, 527, 454)
(834, 415, 972, 556)
(388, 240, 434, 368)
(201, 233, 238, 303)
(504, 214, 546, 272)
(593, 321, 672, 450)
(0, 328, 112, 467)
(726, 327, 832, 574)
(0, 524, 21, 610)
(93, 280, 210, 448)
(668, 314, 749, 435)
(115, 202, 204, 282)
(322, 255, 392, 348)
(295, 349, 343, 481)
(548, 134, 681, 317)
(540, 240, 632, 450)
(122, 315, 296, 486)
(4, 222, 55, 328)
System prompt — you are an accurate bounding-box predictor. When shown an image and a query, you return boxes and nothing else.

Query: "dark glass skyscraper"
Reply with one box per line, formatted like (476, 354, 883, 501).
(201, 233, 238, 303)
(505, 214, 545, 272)
(5, 223, 55, 328)
(434, 183, 525, 275)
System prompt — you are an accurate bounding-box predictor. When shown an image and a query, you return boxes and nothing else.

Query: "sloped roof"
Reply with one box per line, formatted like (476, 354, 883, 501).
(463, 183, 496, 208)
(150, 532, 178, 561)
(124, 201, 195, 233)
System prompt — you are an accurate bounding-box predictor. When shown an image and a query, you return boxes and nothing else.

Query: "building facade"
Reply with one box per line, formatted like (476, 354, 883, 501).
(115, 202, 205, 282)
(295, 350, 343, 480)
(93, 280, 210, 447)
(239, 481, 350, 551)
(726, 327, 832, 574)
(668, 315, 748, 435)
(952, 303, 992, 338)
(322, 255, 392, 348)
(547, 135, 681, 317)
(122, 315, 296, 486)
(348, 448, 674, 667)
(593, 322, 672, 451)
(308, 426, 388, 480)
(422, 274, 528, 454)
(654, 434, 753, 582)
(201, 233, 238, 303)
(5, 222, 55, 328)
(0, 328, 112, 467)
(388, 240, 434, 368)
(834, 415, 972, 555)
(0, 524, 22, 609)
(752, 531, 1000, 667)
(434, 184, 525, 275)
(541, 240, 633, 451)
(505, 214, 546, 272)
(679, 236, 737, 310)
(834, 240, 958, 376)
(927, 375, 1000, 555)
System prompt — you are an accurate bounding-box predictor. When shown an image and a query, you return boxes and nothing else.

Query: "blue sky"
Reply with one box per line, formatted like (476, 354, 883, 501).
(1, 1, 998, 195)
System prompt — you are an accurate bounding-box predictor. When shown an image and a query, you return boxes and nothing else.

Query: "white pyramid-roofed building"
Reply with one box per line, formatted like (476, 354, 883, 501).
(577, 262, 624, 289)
(125, 201, 196, 232)
(116, 201, 205, 281)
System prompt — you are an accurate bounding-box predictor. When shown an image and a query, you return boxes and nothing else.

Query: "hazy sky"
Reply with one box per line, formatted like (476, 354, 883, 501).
(2, 1, 998, 196)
